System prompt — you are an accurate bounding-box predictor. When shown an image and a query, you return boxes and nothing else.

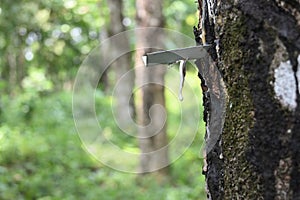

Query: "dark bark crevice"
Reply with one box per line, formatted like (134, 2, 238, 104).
(291, 102, 300, 199)
(194, 1, 225, 199)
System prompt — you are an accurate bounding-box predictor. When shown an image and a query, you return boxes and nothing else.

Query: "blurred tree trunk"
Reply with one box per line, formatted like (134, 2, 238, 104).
(7, 49, 17, 94)
(135, 0, 169, 177)
(195, 0, 300, 199)
(105, 0, 135, 125)
(7, 40, 24, 95)
(98, 29, 109, 91)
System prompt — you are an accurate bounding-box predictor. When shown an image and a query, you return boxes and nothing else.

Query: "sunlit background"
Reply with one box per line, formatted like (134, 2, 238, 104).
(0, 0, 206, 199)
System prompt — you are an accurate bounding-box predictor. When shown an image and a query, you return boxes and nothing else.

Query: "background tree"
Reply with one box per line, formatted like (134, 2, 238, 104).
(134, 0, 169, 177)
(195, 0, 300, 199)
(106, 0, 135, 127)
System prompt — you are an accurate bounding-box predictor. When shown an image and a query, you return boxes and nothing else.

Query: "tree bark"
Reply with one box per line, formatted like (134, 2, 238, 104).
(195, 0, 300, 199)
(135, 0, 169, 177)
(106, 0, 135, 126)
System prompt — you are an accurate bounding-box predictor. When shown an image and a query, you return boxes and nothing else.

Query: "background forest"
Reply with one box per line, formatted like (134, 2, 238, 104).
(0, 0, 206, 199)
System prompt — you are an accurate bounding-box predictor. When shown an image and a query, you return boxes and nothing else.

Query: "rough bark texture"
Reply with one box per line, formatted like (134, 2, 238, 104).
(135, 0, 169, 177)
(195, 0, 300, 199)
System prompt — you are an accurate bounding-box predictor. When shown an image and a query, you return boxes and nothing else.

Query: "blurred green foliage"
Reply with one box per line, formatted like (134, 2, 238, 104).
(0, 89, 205, 199)
(0, 0, 103, 92)
(0, 0, 205, 199)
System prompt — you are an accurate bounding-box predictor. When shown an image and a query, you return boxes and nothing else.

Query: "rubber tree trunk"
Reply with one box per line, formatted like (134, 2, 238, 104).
(134, 0, 169, 177)
(194, 0, 300, 199)
(106, 0, 135, 127)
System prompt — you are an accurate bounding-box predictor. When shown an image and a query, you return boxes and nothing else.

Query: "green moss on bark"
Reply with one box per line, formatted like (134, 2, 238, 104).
(218, 10, 263, 199)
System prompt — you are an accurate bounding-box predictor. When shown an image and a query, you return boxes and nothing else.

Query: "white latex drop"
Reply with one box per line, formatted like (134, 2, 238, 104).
(178, 60, 186, 101)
